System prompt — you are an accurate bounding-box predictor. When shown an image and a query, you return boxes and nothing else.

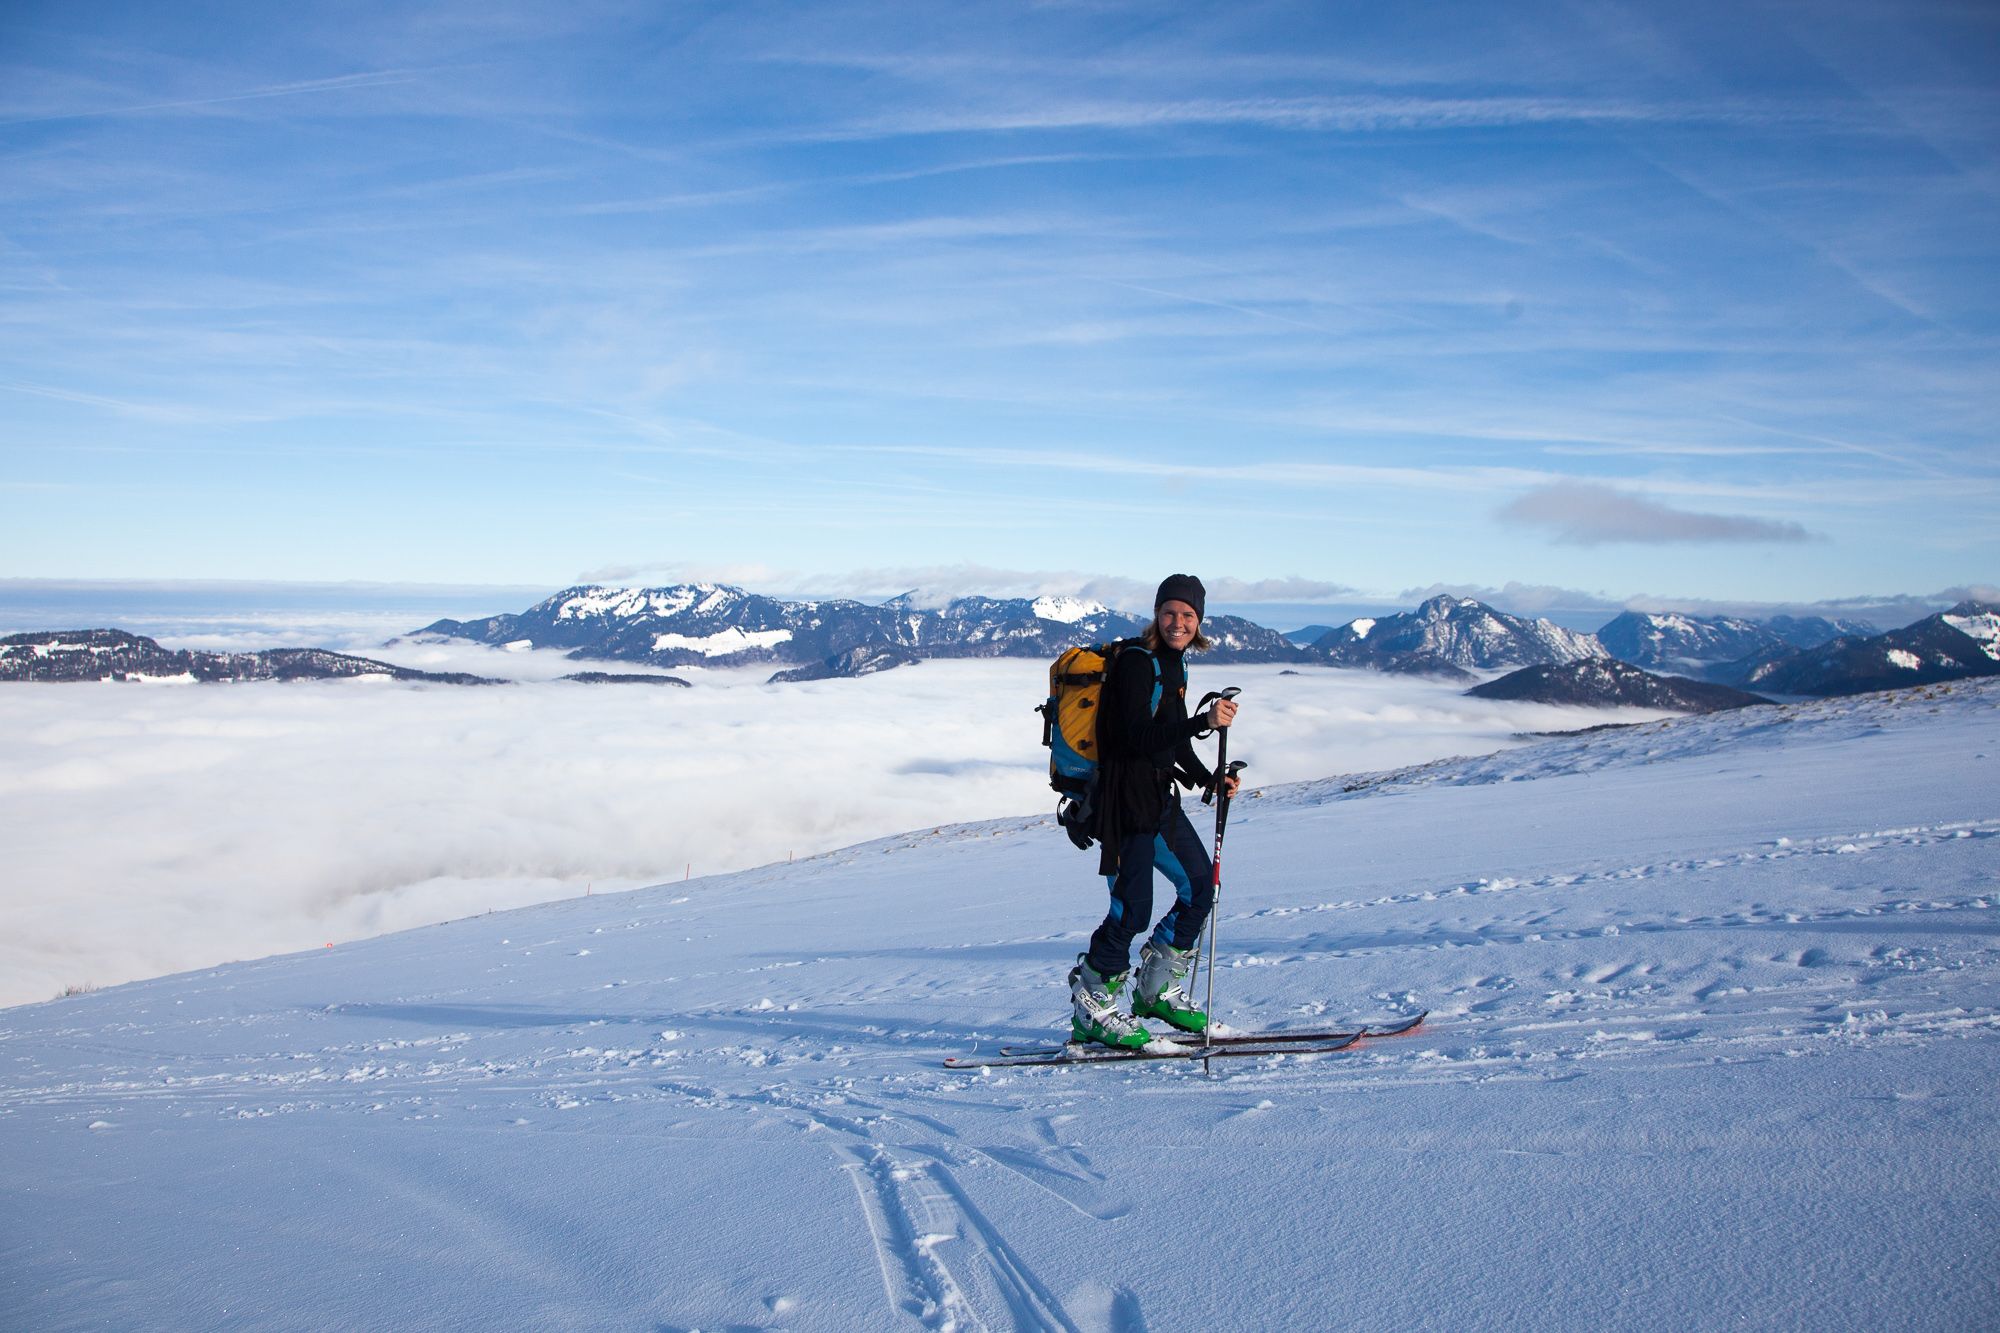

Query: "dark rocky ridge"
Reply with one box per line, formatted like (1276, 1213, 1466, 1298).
(1468, 659, 1772, 713)
(1764, 614, 1879, 648)
(1, 629, 500, 685)
(768, 643, 923, 684)
(1596, 612, 1782, 670)
(1714, 601, 2000, 696)
(1596, 611, 1874, 670)
(1195, 615, 1312, 665)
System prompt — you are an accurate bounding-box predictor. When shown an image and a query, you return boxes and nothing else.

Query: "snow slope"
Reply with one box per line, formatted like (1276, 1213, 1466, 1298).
(3, 681, 1996, 1331)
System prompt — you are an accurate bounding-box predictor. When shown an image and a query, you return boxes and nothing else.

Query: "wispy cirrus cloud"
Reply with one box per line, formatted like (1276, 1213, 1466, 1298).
(0, 69, 424, 124)
(4, 1, 1993, 599)
(850, 442, 1561, 495)
(1496, 481, 1818, 546)
(790, 91, 1867, 145)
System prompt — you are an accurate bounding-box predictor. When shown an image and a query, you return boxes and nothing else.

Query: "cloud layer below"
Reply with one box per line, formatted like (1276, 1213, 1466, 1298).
(0, 653, 1681, 1008)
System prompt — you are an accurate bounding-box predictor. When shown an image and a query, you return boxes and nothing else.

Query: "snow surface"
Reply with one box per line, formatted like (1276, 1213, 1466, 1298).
(1028, 596, 1102, 625)
(1943, 613, 2000, 659)
(0, 660, 1681, 1010)
(3, 680, 1995, 1331)
(555, 585, 723, 621)
(652, 626, 795, 655)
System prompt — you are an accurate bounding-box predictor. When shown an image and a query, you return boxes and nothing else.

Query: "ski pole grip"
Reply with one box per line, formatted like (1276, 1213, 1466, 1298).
(1201, 688, 1241, 804)
(1212, 760, 1248, 824)
(1195, 687, 1241, 729)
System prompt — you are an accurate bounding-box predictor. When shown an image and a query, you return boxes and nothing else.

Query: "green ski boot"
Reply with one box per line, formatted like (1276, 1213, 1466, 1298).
(1130, 940, 1208, 1034)
(1068, 957, 1153, 1049)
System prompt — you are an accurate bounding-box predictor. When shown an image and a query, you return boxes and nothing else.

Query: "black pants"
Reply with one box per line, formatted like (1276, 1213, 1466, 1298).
(1084, 798, 1215, 980)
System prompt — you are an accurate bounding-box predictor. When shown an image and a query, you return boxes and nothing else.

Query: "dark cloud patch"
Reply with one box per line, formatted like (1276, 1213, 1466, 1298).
(1497, 482, 1817, 546)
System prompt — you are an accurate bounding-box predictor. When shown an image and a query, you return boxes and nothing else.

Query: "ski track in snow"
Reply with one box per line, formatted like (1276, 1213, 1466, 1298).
(3, 679, 1997, 1330)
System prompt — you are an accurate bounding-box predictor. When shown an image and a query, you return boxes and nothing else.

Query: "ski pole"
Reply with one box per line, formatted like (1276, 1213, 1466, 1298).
(1185, 687, 1237, 1006)
(1194, 685, 1244, 1069)
(1202, 757, 1247, 1072)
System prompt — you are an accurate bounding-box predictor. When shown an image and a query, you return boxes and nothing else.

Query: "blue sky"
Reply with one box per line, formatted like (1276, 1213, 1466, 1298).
(3, 0, 1995, 617)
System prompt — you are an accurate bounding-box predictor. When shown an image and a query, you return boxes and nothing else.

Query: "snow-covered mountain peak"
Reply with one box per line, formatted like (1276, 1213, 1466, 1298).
(1420, 595, 1481, 618)
(1028, 595, 1105, 624)
(1942, 601, 2000, 659)
(1310, 597, 1600, 672)
(549, 583, 739, 622)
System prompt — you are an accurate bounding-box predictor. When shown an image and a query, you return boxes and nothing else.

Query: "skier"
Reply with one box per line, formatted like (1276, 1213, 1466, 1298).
(1069, 574, 1240, 1049)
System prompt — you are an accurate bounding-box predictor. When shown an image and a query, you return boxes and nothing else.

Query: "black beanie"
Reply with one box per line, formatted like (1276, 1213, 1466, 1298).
(1154, 574, 1206, 621)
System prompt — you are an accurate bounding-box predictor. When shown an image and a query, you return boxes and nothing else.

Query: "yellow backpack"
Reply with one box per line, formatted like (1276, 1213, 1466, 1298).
(1036, 640, 1158, 849)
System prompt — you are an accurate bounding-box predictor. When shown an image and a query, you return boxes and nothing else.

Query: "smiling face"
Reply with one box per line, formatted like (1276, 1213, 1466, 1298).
(1156, 600, 1200, 650)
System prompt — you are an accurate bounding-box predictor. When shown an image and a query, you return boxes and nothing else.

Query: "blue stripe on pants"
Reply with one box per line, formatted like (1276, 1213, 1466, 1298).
(1084, 799, 1214, 979)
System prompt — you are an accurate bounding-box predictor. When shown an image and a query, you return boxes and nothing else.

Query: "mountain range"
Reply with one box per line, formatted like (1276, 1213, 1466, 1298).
(411, 584, 1307, 679)
(0, 629, 498, 685)
(9, 589, 1984, 704)
(411, 586, 1596, 681)
(403, 584, 1998, 699)
(1713, 602, 2000, 696)
(1595, 611, 1875, 671)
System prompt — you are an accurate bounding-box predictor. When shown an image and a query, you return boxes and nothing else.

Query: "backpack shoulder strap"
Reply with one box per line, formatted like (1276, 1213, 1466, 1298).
(1111, 639, 1163, 716)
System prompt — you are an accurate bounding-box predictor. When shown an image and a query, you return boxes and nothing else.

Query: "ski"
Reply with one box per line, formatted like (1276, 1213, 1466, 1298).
(995, 1010, 1427, 1058)
(1182, 1009, 1427, 1047)
(944, 1029, 1363, 1071)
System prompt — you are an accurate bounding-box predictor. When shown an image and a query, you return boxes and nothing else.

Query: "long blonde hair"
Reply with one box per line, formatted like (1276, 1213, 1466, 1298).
(1141, 617, 1212, 653)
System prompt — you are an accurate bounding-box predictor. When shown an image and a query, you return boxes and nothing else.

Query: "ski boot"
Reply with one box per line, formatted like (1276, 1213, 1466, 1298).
(1130, 940, 1208, 1034)
(1068, 956, 1153, 1049)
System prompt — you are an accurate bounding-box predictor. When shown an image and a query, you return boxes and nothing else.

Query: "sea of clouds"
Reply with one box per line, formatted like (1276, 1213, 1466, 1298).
(0, 633, 1677, 1008)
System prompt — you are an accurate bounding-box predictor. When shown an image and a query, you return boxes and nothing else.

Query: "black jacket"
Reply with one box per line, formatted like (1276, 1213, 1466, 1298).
(1093, 643, 1214, 874)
